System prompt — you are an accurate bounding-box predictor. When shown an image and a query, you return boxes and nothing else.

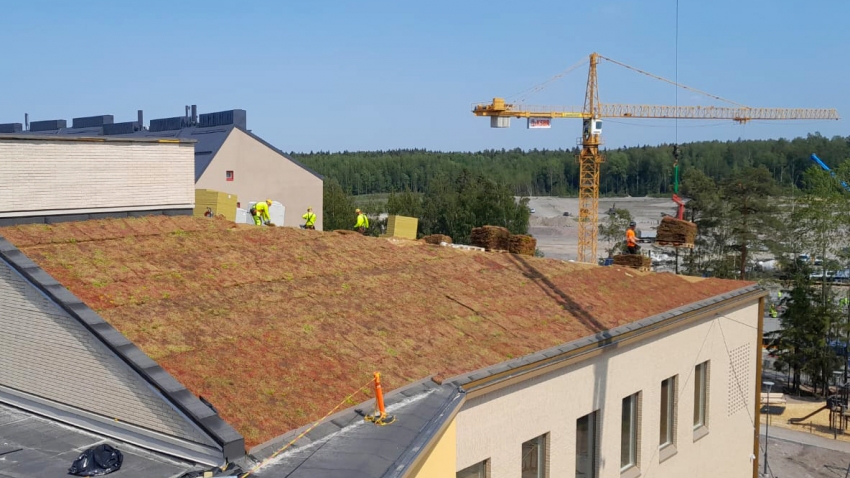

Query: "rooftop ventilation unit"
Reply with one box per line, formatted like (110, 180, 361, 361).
(198, 109, 246, 129)
(72, 115, 114, 129)
(0, 123, 23, 133)
(103, 121, 140, 135)
(149, 116, 191, 132)
(30, 119, 67, 132)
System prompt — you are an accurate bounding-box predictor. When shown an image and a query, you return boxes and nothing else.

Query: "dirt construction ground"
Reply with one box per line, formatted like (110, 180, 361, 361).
(766, 437, 850, 478)
(527, 196, 678, 262)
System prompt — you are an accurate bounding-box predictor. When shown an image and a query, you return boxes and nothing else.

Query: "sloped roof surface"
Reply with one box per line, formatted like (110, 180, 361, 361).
(0, 217, 752, 447)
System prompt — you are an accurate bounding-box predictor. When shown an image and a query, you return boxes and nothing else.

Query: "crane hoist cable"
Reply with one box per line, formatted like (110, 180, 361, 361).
(674, 0, 680, 194)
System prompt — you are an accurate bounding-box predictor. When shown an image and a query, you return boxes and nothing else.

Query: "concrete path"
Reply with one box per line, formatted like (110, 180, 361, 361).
(761, 423, 850, 453)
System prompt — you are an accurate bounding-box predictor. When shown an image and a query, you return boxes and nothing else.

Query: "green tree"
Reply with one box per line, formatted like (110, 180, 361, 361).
(777, 263, 820, 394)
(598, 208, 632, 257)
(680, 169, 722, 275)
(294, 135, 850, 197)
(322, 179, 355, 231)
(386, 189, 423, 219)
(719, 167, 779, 280)
(419, 169, 529, 243)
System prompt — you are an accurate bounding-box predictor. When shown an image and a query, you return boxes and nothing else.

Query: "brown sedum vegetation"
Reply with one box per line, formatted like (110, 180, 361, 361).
(1, 216, 751, 447)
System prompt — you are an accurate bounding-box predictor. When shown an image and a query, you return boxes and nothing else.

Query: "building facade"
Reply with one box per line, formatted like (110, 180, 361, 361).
(413, 288, 764, 478)
(0, 107, 323, 229)
(194, 126, 323, 230)
(0, 135, 195, 225)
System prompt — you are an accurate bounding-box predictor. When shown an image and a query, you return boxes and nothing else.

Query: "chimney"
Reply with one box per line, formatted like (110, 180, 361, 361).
(24, 113, 28, 131)
(137, 110, 143, 129)
(191, 104, 197, 125)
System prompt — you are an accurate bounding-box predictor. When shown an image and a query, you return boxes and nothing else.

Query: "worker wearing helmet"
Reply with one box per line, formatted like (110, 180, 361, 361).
(302, 207, 316, 230)
(354, 208, 369, 234)
(625, 221, 639, 254)
(252, 199, 272, 226)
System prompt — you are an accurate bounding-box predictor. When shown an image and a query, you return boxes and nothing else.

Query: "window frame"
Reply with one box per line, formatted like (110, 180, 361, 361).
(226, 170, 234, 181)
(521, 433, 548, 478)
(660, 375, 677, 448)
(693, 361, 710, 435)
(620, 392, 641, 472)
(575, 411, 598, 478)
(457, 459, 489, 478)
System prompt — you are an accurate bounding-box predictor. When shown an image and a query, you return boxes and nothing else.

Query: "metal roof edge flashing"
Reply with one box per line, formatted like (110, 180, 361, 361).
(0, 133, 196, 144)
(0, 236, 244, 464)
(387, 386, 464, 478)
(446, 284, 766, 393)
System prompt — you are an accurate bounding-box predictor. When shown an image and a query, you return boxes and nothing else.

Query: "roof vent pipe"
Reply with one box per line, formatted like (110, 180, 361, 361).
(24, 113, 28, 131)
(185, 105, 190, 119)
(191, 105, 197, 125)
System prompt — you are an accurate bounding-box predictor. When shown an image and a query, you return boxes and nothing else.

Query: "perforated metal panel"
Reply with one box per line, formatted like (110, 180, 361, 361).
(727, 343, 750, 416)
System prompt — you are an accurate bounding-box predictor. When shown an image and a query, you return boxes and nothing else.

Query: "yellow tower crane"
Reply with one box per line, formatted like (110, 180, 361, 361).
(472, 52, 839, 264)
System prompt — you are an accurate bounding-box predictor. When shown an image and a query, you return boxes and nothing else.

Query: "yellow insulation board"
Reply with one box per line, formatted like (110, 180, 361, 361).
(194, 189, 238, 221)
(385, 215, 418, 240)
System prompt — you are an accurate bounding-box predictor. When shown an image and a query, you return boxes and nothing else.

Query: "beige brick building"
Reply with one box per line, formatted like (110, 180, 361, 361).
(0, 108, 323, 229)
(448, 291, 763, 478)
(0, 135, 195, 225)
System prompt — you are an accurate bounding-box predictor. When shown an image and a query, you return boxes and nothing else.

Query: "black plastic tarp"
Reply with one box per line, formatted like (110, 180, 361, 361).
(68, 444, 123, 476)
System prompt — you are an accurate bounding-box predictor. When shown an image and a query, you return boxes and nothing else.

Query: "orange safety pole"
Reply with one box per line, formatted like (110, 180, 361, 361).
(374, 372, 386, 417)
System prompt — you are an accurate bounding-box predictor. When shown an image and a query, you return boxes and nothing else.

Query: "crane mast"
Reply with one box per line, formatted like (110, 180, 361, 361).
(472, 52, 839, 264)
(577, 53, 603, 263)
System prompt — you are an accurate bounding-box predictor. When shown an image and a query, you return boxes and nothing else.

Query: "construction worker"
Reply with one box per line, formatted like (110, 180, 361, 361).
(252, 199, 272, 226)
(769, 303, 778, 318)
(355, 208, 369, 234)
(302, 207, 316, 230)
(625, 221, 638, 254)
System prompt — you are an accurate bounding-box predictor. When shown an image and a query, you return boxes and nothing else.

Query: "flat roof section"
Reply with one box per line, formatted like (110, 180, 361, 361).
(0, 404, 200, 478)
(249, 380, 463, 478)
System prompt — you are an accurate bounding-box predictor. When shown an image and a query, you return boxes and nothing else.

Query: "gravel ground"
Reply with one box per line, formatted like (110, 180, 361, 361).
(526, 196, 679, 262)
(765, 436, 850, 478)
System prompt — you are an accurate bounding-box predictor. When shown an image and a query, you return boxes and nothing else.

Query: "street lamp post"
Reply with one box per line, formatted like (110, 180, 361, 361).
(763, 381, 774, 476)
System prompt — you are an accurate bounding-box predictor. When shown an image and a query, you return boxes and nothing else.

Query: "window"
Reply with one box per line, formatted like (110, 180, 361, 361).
(522, 434, 547, 478)
(660, 376, 677, 448)
(621, 393, 640, 471)
(576, 412, 598, 478)
(226, 170, 234, 181)
(457, 460, 488, 478)
(694, 361, 709, 429)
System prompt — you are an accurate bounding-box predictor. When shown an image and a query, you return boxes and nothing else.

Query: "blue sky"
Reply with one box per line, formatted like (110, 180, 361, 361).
(1, 0, 846, 153)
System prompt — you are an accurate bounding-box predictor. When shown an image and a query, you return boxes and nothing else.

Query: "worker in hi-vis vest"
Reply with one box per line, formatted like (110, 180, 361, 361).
(252, 199, 272, 226)
(625, 221, 638, 254)
(355, 208, 369, 234)
(302, 207, 317, 230)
